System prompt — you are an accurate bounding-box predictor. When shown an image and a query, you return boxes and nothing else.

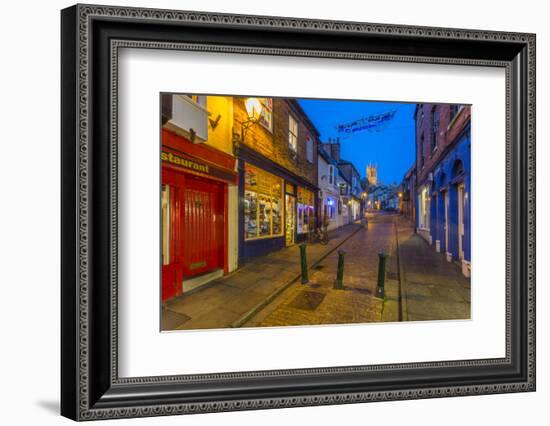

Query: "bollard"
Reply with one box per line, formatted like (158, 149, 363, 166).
(299, 243, 309, 284)
(376, 253, 388, 298)
(333, 250, 347, 290)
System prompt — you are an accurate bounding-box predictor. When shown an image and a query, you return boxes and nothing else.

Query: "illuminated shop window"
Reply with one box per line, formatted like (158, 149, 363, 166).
(244, 164, 283, 240)
(297, 187, 315, 234)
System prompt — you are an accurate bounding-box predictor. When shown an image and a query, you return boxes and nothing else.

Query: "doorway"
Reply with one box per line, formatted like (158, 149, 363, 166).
(285, 194, 296, 246)
(457, 184, 465, 260)
(444, 190, 450, 253)
(161, 169, 225, 302)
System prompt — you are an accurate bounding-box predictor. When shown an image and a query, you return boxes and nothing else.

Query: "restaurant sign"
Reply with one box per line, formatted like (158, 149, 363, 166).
(161, 150, 237, 183)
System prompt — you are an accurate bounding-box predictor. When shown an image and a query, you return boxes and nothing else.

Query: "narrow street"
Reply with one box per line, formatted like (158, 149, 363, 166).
(244, 212, 400, 327)
(163, 211, 471, 330)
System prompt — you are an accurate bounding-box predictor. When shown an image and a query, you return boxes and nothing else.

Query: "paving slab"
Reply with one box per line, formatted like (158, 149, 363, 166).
(396, 217, 471, 322)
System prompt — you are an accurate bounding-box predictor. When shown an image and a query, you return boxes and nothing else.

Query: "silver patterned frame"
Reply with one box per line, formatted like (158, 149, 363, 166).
(61, 4, 536, 421)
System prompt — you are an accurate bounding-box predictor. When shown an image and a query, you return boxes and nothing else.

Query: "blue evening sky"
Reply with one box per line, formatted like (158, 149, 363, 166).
(298, 99, 416, 185)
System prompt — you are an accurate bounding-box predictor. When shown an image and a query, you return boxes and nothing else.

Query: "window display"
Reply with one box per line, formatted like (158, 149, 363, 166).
(297, 187, 315, 234)
(244, 164, 283, 240)
(244, 190, 258, 239)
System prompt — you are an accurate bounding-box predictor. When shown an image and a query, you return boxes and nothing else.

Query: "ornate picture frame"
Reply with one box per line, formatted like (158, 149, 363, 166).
(61, 4, 535, 420)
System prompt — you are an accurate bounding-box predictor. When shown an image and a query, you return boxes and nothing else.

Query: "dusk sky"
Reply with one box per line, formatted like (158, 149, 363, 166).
(298, 99, 416, 185)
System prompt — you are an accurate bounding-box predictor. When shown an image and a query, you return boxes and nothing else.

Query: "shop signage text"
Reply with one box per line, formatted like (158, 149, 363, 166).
(161, 151, 209, 174)
(161, 149, 238, 184)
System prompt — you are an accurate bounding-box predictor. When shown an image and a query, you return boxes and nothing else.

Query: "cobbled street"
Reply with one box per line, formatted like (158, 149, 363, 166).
(163, 211, 470, 330)
(244, 212, 401, 327)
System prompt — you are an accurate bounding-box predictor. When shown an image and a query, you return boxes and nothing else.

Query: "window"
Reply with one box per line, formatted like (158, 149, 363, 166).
(258, 98, 273, 132)
(288, 114, 298, 155)
(306, 136, 313, 163)
(328, 165, 334, 185)
(431, 107, 439, 152)
(244, 164, 283, 240)
(297, 187, 315, 234)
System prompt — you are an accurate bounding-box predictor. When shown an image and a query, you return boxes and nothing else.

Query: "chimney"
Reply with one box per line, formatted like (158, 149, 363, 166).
(330, 140, 340, 161)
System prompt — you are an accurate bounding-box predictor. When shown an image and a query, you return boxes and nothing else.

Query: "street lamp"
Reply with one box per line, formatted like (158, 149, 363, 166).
(241, 97, 264, 142)
(244, 97, 263, 121)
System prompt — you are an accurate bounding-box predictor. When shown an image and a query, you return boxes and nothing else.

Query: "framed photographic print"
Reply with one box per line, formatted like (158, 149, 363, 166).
(61, 4, 536, 421)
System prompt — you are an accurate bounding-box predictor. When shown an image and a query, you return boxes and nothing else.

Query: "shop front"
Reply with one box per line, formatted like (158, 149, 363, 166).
(243, 163, 284, 245)
(296, 186, 315, 242)
(285, 183, 296, 246)
(238, 149, 318, 261)
(161, 129, 238, 303)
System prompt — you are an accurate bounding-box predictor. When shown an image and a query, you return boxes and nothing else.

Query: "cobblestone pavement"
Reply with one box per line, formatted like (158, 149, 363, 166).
(244, 212, 401, 328)
(163, 212, 471, 331)
(396, 217, 471, 321)
(162, 222, 363, 330)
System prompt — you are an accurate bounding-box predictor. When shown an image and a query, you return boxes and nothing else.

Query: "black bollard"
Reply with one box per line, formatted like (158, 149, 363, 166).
(299, 243, 309, 284)
(376, 253, 388, 298)
(333, 250, 346, 290)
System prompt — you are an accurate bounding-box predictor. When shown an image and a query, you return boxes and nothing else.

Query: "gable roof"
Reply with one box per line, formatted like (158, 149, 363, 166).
(338, 159, 361, 178)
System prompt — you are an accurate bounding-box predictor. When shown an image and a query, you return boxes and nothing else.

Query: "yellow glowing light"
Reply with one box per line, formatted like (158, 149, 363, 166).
(244, 98, 263, 121)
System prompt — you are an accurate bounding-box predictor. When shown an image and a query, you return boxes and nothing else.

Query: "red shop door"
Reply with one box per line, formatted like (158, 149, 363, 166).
(161, 170, 225, 302)
(182, 175, 225, 277)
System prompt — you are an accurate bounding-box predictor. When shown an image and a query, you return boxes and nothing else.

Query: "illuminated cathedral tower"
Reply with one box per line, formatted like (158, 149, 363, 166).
(366, 164, 378, 186)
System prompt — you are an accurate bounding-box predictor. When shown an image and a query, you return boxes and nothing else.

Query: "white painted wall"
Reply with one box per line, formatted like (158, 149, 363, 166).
(0, 1, 548, 426)
(227, 184, 239, 272)
(318, 154, 340, 230)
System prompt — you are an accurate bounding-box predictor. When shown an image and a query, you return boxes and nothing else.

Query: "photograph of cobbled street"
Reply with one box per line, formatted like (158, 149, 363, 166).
(160, 94, 471, 331)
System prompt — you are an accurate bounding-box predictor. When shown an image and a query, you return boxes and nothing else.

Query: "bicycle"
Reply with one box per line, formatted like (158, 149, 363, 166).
(309, 224, 329, 245)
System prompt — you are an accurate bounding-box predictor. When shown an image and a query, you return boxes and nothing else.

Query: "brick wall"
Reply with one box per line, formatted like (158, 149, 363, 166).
(415, 104, 471, 186)
(234, 97, 318, 186)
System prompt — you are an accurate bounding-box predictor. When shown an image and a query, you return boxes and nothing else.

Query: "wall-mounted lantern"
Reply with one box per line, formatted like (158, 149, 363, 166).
(241, 97, 264, 142)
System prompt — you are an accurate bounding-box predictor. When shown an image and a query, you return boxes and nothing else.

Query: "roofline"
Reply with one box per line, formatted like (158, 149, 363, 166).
(338, 168, 352, 185)
(287, 99, 321, 138)
(338, 159, 360, 178)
